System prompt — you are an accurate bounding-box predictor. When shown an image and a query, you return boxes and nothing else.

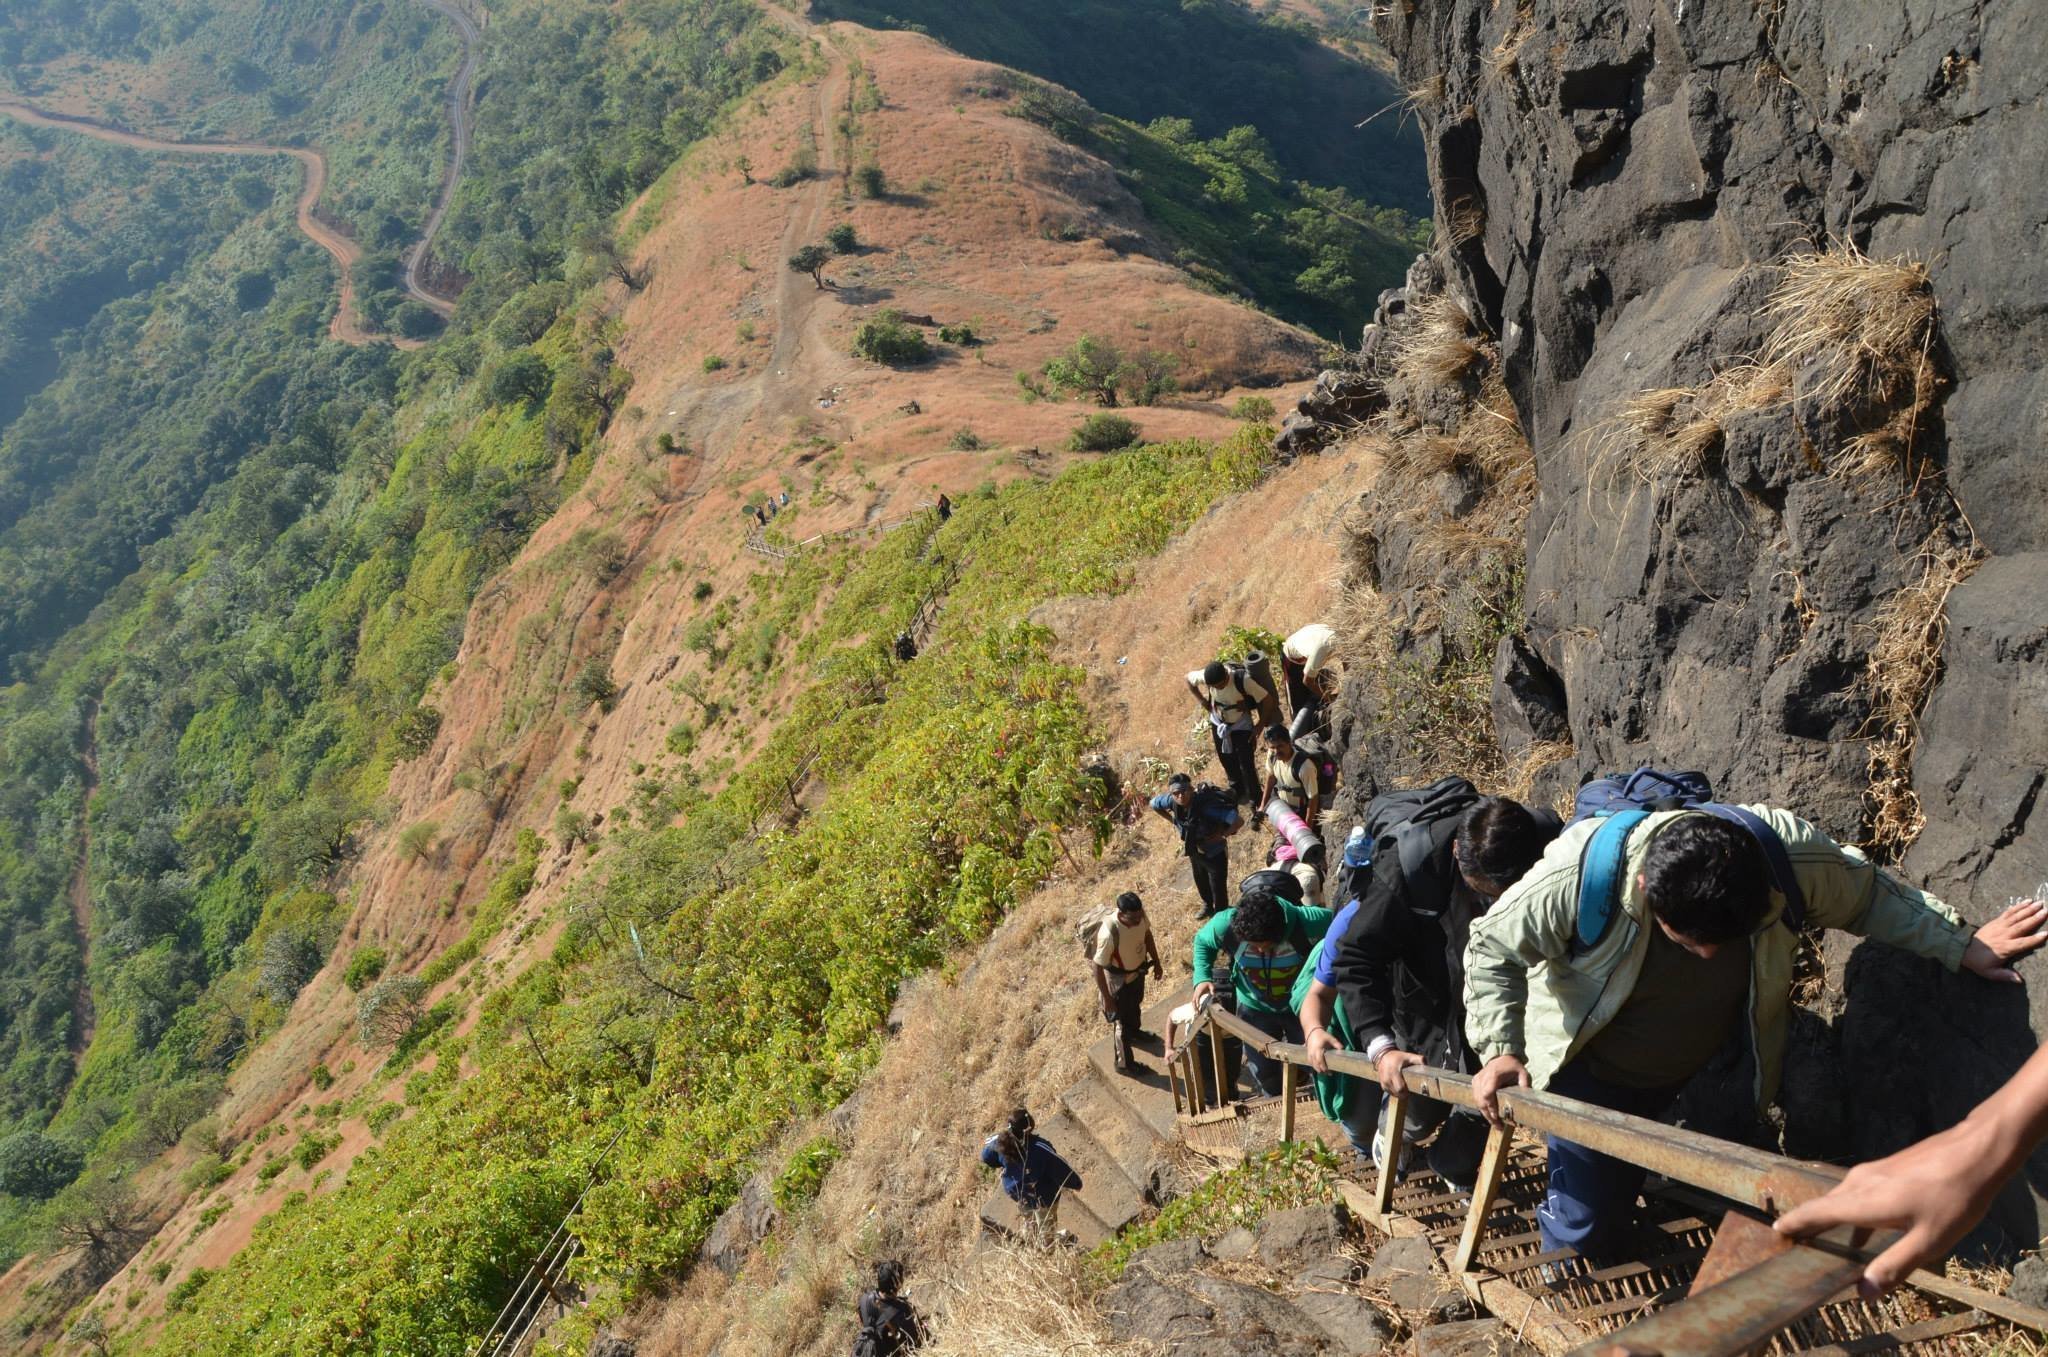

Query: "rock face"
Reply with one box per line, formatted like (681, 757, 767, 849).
(1339, 0, 2048, 1245)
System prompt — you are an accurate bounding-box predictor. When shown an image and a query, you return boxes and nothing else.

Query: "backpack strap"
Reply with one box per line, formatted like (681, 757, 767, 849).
(1702, 805, 1807, 931)
(1576, 809, 1649, 951)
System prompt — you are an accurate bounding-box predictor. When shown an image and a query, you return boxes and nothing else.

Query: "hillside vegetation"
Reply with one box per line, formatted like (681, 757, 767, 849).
(0, 0, 786, 1294)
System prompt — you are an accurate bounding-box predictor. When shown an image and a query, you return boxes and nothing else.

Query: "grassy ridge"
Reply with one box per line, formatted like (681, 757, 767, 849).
(141, 432, 1273, 1354)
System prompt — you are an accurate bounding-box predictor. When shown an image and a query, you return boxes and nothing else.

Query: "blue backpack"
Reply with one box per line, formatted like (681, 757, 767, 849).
(1572, 767, 1807, 950)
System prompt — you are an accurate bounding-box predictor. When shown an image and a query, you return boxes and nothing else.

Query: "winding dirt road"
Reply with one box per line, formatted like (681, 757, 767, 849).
(0, 0, 479, 344)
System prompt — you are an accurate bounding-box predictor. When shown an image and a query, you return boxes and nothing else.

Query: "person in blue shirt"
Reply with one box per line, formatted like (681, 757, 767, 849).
(979, 1109, 1082, 1227)
(1150, 772, 1243, 917)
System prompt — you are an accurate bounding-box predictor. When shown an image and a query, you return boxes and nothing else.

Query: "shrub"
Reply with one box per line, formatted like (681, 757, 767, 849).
(825, 223, 858, 253)
(0, 1129, 84, 1200)
(855, 163, 887, 198)
(666, 722, 697, 757)
(692, 580, 714, 601)
(483, 350, 553, 408)
(701, 354, 728, 373)
(166, 1268, 213, 1313)
(1231, 394, 1277, 422)
(772, 1135, 842, 1211)
(365, 1103, 403, 1136)
(258, 928, 324, 1005)
(1066, 413, 1142, 452)
(938, 324, 978, 345)
(851, 310, 932, 366)
(392, 706, 443, 758)
(256, 1156, 288, 1184)
(572, 659, 619, 712)
(341, 946, 387, 993)
(397, 821, 440, 863)
(555, 806, 595, 848)
(293, 1132, 338, 1172)
(947, 428, 986, 452)
(356, 975, 429, 1048)
(179, 1154, 230, 1192)
(308, 1063, 335, 1091)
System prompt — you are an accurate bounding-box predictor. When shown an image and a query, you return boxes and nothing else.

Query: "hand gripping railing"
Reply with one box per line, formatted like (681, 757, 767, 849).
(1170, 1001, 2048, 1356)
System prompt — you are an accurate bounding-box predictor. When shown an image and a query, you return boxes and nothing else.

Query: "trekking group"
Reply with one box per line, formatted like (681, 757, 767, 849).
(991, 619, 2048, 1296)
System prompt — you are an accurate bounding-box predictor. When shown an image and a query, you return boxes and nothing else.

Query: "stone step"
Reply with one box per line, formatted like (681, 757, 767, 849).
(977, 1170, 1115, 1248)
(1087, 987, 1199, 1141)
(1034, 1107, 1147, 1237)
(1061, 1068, 1171, 1200)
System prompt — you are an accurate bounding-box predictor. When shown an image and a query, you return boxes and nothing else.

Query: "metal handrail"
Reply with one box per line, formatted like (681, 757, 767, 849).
(1169, 1001, 2048, 1348)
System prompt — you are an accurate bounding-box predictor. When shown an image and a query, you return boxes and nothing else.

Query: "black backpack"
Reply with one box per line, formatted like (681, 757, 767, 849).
(1360, 776, 1481, 918)
(853, 1292, 922, 1357)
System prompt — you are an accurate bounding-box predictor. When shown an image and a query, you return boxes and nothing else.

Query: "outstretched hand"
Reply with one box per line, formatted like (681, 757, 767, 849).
(1962, 898, 2048, 982)
(1774, 1114, 2007, 1297)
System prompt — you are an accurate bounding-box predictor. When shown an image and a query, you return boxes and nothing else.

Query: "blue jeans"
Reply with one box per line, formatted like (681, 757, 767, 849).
(1239, 1005, 1303, 1097)
(1536, 1061, 1683, 1258)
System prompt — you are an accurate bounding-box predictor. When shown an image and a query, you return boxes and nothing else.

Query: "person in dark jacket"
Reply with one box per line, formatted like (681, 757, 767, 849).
(854, 1259, 924, 1354)
(979, 1109, 1082, 1227)
(1150, 772, 1243, 916)
(1317, 796, 1559, 1185)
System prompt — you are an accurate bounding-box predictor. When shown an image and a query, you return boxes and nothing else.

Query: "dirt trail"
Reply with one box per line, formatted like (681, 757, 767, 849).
(403, 0, 481, 315)
(65, 703, 99, 1065)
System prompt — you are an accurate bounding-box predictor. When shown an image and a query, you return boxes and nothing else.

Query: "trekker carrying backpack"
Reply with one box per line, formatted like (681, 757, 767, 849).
(1149, 772, 1243, 916)
(1090, 892, 1164, 1060)
(1316, 788, 1560, 1183)
(1191, 874, 1334, 1097)
(1261, 725, 1322, 832)
(1464, 767, 2048, 1265)
(1186, 659, 1269, 808)
(852, 1259, 924, 1356)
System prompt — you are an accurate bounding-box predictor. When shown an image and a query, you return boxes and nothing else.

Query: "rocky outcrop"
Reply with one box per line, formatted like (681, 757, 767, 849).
(1333, 0, 2048, 1246)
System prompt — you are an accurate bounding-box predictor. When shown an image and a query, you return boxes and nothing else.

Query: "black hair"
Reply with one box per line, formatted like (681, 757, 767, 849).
(1231, 888, 1286, 943)
(1007, 1108, 1035, 1139)
(1263, 725, 1292, 745)
(1640, 815, 1773, 944)
(1116, 890, 1145, 916)
(1203, 661, 1229, 688)
(1455, 798, 1560, 893)
(875, 1259, 905, 1294)
(1167, 772, 1192, 791)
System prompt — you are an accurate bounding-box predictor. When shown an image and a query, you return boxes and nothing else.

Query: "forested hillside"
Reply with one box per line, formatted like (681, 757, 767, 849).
(0, 0, 784, 1302)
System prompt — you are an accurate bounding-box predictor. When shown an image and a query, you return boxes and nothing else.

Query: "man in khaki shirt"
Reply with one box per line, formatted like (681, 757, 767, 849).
(1262, 725, 1321, 829)
(1092, 892, 1164, 1049)
(1187, 660, 1268, 806)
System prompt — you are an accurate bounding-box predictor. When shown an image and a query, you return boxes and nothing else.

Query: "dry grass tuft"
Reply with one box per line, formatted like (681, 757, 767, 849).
(1861, 538, 1985, 857)
(1500, 739, 1574, 815)
(919, 1244, 1158, 1357)
(1440, 195, 1486, 249)
(1388, 294, 1482, 387)
(1489, 1, 1536, 79)
(1762, 242, 1938, 422)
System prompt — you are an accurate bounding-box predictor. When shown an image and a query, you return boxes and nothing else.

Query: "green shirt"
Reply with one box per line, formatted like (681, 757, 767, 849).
(1580, 924, 1749, 1089)
(1192, 901, 1335, 1015)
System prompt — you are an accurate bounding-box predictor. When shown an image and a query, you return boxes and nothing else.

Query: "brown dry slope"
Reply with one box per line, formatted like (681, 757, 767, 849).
(53, 15, 1327, 1347)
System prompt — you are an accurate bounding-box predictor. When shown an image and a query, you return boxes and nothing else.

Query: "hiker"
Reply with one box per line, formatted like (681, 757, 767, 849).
(853, 1259, 925, 1355)
(936, 493, 952, 521)
(1150, 772, 1243, 916)
(1261, 725, 1321, 832)
(1311, 791, 1561, 1182)
(980, 1109, 1082, 1230)
(1777, 1036, 2048, 1297)
(1191, 876, 1335, 1097)
(1279, 623, 1336, 719)
(1091, 891, 1164, 1048)
(1186, 659, 1269, 808)
(1462, 778, 2048, 1263)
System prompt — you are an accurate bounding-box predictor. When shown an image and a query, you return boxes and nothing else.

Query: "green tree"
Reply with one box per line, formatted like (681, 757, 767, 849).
(397, 821, 441, 863)
(1042, 335, 1128, 406)
(788, 244, 832, 289)
(851, 310, 932, 365)
(258, 927, 324, 1005)
(855, 163, 888, 198)
(357, 975, 428, 1047)
(0, 1129, 84, 1200)
(826, 223, 858, 253)
(484, 350, 554, 408)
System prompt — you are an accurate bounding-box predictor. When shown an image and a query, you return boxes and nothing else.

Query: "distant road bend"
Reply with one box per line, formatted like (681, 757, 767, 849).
(0, 0, 479, 345)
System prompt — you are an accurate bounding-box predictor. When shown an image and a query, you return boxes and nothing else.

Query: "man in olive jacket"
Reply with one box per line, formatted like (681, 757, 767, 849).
(1463, 806, 2048, 1262)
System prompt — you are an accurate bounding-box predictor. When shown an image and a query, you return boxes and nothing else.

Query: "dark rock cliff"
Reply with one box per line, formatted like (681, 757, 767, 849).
(1336, 0, 2048, 1248)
